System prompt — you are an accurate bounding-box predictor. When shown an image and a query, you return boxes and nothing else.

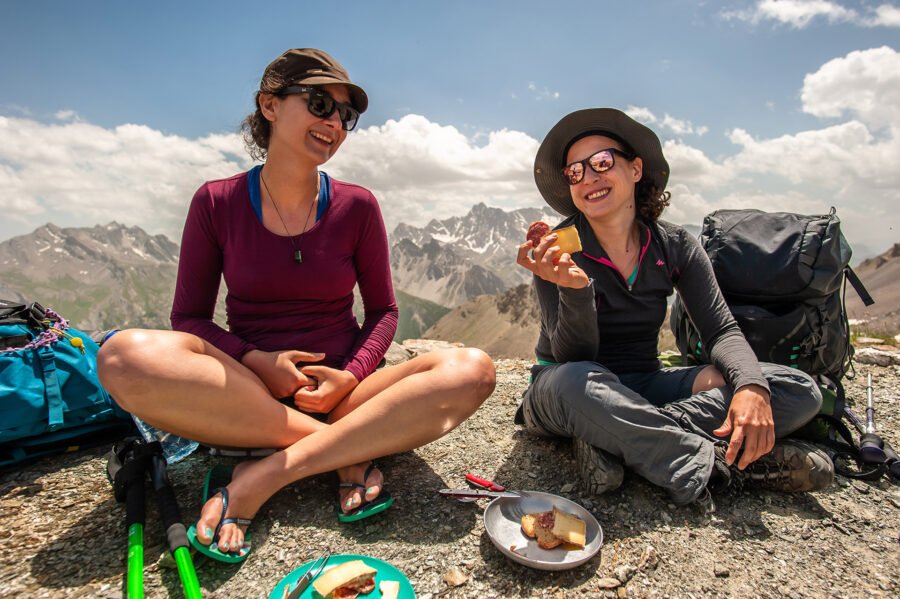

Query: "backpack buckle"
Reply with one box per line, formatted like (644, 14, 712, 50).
(26, 302, 47, 329)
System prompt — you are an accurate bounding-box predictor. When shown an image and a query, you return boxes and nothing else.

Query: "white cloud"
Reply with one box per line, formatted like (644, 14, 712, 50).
(626, 105, 708, 137)
(326, 114, 540, 228)
(864, 3, 900, 26)
(1, 44, 898, 257)
(54, 110, 77, 121)
(527, 82, 560, 101)
(666, 47, 900, 255)
(722, 1, 900, 28)
(801, 46, 900, 129)
(0, 115, 251, 241)
(628, 46, 900, 255)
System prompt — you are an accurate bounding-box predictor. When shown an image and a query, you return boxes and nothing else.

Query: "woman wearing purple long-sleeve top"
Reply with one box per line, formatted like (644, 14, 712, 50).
(97, 49, 495, 561)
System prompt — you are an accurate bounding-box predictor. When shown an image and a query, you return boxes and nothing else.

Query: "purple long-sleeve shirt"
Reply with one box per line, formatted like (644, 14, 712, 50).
(171, 169, 398, 382)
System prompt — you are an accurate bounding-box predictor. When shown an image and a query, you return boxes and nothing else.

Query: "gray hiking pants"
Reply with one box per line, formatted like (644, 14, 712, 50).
(520, 362, 822, 505)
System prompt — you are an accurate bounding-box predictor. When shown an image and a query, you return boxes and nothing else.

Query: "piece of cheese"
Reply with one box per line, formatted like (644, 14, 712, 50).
(546, 225, 582, 255)
(550, 507, 586, 548)
(380, 580, 400, 599)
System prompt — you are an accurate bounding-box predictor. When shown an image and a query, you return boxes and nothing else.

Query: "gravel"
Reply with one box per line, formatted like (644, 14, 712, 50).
(1, 358, 899, 598)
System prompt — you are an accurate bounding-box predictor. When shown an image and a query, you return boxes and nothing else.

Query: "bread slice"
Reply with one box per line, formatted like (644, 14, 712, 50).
(550, 507, 586, 548)
(520, 512, 539, 538)
(312, 560, 377, 599)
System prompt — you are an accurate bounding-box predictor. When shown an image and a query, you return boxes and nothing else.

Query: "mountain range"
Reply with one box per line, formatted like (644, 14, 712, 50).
(0, 222, 180, 329)
(0, 202, 565, 337)
(389, 202, 560, 306)
(1, 208, 896, 353)
(0, 222, 454, 341)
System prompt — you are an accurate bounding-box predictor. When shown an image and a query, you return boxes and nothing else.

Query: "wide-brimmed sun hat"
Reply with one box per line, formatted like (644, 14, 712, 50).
(534, 108, 669, 216)
(263, 48, 368, 113)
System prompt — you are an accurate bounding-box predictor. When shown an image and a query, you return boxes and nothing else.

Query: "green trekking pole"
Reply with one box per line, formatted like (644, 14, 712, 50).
(147, 443, 203, 599)
(107, 438, 151, 598)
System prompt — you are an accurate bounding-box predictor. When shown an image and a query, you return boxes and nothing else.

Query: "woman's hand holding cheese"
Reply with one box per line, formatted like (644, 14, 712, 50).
(517, 223, 589, 289)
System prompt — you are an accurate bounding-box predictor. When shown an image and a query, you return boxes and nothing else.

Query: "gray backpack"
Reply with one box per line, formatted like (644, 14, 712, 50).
(671, 207, 872, 382)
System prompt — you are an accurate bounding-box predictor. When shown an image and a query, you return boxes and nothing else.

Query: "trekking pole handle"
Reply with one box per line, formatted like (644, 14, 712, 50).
(859, 434, 887, 465)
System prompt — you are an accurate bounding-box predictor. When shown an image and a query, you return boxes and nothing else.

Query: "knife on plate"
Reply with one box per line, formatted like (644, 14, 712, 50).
(284, 553, 330, 599)
(438, 488, 520, 499)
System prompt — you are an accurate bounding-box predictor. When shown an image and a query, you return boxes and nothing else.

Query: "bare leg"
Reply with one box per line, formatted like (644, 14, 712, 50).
(693, 365, 725, 393)
(98, 329, 327, 447)
(194, 347, 496, 550)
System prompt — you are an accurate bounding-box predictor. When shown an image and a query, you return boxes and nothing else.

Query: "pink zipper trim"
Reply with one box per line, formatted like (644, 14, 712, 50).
(583, 225, 652, 289)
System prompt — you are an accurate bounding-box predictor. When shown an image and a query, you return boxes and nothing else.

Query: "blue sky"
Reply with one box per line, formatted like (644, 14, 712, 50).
(2, 0, 899, 258)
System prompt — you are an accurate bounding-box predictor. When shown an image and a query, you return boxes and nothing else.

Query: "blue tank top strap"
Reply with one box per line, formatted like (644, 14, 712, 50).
(247, 164, 264, 222)
(248, 166, 330, 224)
(317, 171, 331, 221)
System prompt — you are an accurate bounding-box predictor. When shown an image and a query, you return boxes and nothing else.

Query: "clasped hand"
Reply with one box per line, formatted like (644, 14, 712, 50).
(713, 384, 775, 470)
(241, 349, 358, 413)
(516, 234, 589, 289)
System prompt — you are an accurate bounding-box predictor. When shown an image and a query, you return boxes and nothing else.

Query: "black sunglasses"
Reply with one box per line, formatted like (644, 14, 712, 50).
(278, 85, 360, 131)
(562, 148, 633, 185)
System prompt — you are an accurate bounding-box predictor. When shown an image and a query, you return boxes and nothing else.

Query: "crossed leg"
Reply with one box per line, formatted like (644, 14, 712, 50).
(98, 329, 496, 552)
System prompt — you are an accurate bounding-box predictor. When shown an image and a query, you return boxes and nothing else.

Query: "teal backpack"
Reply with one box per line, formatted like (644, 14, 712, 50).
(0, 299, 133, 468)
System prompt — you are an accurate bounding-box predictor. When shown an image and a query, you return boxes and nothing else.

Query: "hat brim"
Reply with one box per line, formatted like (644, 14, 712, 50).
(534, 108, 669, 217)
(295, 75, 369, 113)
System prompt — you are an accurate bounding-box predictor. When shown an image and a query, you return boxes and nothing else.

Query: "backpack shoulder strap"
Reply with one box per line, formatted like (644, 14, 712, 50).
(844, 267, 874, 307)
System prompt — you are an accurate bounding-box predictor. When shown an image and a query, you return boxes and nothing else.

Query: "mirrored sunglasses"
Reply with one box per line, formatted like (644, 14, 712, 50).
(562, 148, 632, 185)
(278, 85, 360, 131)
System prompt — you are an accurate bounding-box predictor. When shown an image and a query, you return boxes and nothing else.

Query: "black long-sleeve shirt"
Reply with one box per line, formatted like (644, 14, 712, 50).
(533, 214, 769, 393)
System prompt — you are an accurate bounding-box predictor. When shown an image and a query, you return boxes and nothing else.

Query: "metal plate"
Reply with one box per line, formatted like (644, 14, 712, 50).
(483, 491, 603, 571)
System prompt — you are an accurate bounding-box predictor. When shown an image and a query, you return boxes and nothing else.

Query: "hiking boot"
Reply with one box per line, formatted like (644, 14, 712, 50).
(711, 439, 834, 494)
(573, 438, 624, 495)
(745, 439, 834, 492)
(693, 486, 716, 514)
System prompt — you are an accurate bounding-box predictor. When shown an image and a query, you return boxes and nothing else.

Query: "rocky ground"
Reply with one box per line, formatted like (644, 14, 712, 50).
(1, 352, 899, 599)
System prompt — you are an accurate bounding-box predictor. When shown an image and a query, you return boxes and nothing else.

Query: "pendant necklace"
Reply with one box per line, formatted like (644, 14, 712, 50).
(261, 171, 318, 264)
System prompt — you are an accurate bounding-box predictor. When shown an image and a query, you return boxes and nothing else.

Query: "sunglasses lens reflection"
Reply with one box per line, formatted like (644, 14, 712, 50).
(337, 105, 359, 131)
(563, 164, 584, 185)
(306, 91, 359, 131)
(307, 93, 335, 119)
(589, 150, 614, 172)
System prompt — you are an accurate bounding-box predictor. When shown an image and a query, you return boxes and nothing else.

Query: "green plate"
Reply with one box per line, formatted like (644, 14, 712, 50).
(269, 554, 415, 599)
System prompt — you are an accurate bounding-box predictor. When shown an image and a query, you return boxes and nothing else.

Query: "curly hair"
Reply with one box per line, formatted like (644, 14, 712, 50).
(240, 69, 292, 162)
(635, 181, 671, 222)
